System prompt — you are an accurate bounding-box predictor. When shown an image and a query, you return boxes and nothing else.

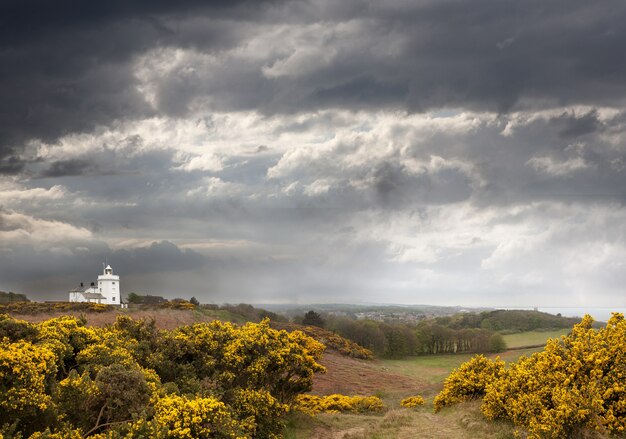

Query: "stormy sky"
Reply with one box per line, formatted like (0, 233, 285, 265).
(1, 0, 625, 307)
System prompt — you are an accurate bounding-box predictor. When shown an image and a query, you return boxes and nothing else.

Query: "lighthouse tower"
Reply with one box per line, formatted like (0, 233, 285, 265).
(98, 265, 121, 305)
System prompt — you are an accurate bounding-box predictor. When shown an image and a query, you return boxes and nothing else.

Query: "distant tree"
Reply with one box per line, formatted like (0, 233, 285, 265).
(302, 310, 325, 328)
(189, 296, 200, 306)
(126, 293, 167, 305)
(258, 309, 287, 322)
(142, 294, 167, 304)
(0, 291, 29, 304)
(126, 292, 142, 304)
(489, 333, 507, 353)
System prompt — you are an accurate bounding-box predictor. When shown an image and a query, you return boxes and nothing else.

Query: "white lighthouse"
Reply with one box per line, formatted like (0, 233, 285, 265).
(98, 265, 121, 305)
(69, 264, 122, 305)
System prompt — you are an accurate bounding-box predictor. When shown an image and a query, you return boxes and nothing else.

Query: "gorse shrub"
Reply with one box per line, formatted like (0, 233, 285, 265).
(152, 394, 239, 439)
(0, 340, 57, 435)
(400, 396, 425, 408)
(294, 394, 384, 415)
(436, 313, 626, 438)
(0, 315, 325, 438)
(272, 322, 374, 359)
(433, 354, 504, 412)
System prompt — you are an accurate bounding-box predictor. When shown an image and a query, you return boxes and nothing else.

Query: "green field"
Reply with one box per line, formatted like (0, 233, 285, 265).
(501, 329, 570, 348)
(378, 332, 560, 388)
(381, 353, 478, 386)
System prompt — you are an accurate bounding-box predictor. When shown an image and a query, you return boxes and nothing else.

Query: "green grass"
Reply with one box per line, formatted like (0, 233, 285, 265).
(381, 353, 478, 385)
(379, 346, 551, 390)
(502, 329, 569, 348)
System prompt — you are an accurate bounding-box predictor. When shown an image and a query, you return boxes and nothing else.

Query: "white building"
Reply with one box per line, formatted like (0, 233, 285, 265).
(69, 264, 121, 306)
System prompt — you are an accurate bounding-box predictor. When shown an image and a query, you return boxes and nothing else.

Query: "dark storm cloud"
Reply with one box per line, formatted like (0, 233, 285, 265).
(550, 110, 601, 139)
(0, 0, 279, 166)
(40, 159, 100, 178)
(111, 240, 205, 274)
(372, 162, 473, 207)
(0, 156, 26, 175)
(2, 0, 626, 307)
(3, 0, 626, 165)
(142, 0, 626, 116)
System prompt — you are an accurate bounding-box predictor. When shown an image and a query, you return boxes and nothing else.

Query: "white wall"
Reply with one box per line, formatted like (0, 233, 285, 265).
(98, 273, 121, 305)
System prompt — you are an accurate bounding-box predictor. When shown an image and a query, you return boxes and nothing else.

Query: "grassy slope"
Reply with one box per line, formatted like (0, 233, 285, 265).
(501, 329, 570, 348)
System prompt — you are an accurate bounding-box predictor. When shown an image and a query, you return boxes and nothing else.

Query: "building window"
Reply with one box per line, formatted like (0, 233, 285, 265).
(112, 282, 115, 284)
(112, 297, 116, 301)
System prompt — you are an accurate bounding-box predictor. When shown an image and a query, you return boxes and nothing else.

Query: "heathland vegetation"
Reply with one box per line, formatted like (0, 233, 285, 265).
(2, 295, 624, 438)
(434, 314, 626, 438)
(0, 313, 326, 438)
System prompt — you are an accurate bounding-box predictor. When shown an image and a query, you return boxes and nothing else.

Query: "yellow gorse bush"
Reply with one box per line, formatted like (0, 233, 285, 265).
(400, 396, 425, 408)
(153, 394, 239, 439)
(154, 318, 326, 403)
(294, 394, 384, 415)
(0, 340, 56, 425)
(436, 313, 626, 438)
(36, 316, 101, 374)
(0, 314, 326, 438)
(271, 322, 374, 359)
(433, 354, 504, 412)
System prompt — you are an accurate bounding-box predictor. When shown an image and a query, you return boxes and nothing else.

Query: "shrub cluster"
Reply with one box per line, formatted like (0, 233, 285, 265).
(435, 313, 626, 438)
(400, 396, 425, 408)
(433, 354, 505, 412)
(272, 322, 374, 359)
(0, 302, 111, 315)
(294, 394, 384, 415)
(0, 314, 325, 438)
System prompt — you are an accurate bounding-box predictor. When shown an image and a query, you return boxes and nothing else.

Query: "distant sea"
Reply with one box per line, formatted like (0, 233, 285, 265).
(507, 307, 626, 323)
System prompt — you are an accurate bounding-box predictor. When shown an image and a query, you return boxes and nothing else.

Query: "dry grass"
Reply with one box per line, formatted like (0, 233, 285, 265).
(286, 401, 516, 439)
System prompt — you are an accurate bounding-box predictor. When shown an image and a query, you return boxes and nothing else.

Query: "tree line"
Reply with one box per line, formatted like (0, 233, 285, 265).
(434, 309, 583, 332)
(0, 291, 29, 304)
(323, 317, 506, 357)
